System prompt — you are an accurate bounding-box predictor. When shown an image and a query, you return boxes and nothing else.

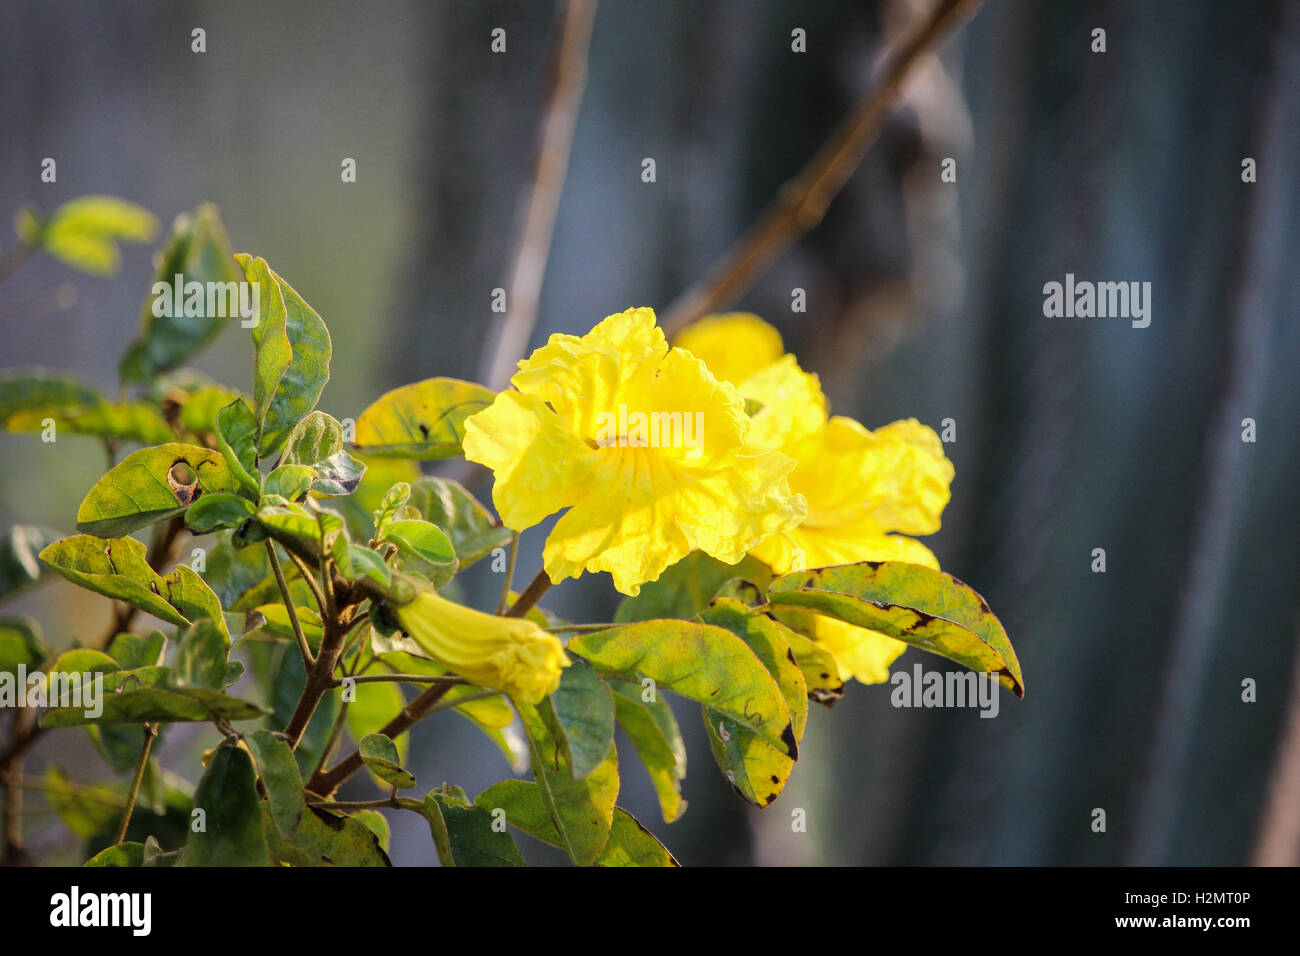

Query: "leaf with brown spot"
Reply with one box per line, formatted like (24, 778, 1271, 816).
(75, 443, 240, 538)
(353, 378, 495, 460)
(767, 561, 1023, 697)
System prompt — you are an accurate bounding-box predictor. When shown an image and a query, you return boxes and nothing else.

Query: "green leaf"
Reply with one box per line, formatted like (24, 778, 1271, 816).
(766, 561, 1024, 696)
(200, 535, 275, 610)
(381, 518, 455, 567)
(353, 378, 494, 459)
(615, 550, 773, 623)
(0, 369, 101, 422)
(120, 204, 242, 382)
(309, 449, 366, 497)
(358, 733, 416, 790)
(351, 810, 390, 852)
(569, 619, 797, 759)
(514, 700, 618, 865)
(173, 382, 244, 437)
(344, 679, 408, 787)
(425, 793, 526, 866)
(39, 196, 158, 275)
(84, 843, 145, 867)
(215, 399, 261, 495)
(104, 631, 166, 670)
(169, 619, 230, 691)
(264, 463, 316, 501)
(372, 481, 411, 534)
(42, 684, 268, 727)
(474, 780, 675, 867)
(593, 808, 679, 867)
(608, 679, 687, 824)
(4, 401, 172, 445)
(246, 729, 304, 839)
(236, 254, 332, 459)
(0, 618, 47, 677)
(40, 534, 184, 627)
(701, 599, 807, 740)
(782, 626, 845, 707)
(75, 443, 241, 537)
(697, 599, 808, 807)
(43, 766, 122, 837)
(334, 542, 391, 588)
(281, 410, 343, 466)
(185, 493, 256, 534)
(265, 804, 391, 867)
(48, 648, 120, 679)
(187, 742, 270, 866)
(0, 524, 61, 600)
(407, 477, 512, 567)
(548, 660, 615, 780)
(0, 370, 170, 444)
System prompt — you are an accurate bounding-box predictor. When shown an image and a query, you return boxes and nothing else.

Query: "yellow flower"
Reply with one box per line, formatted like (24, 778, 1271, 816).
(672, 311, 784, 386)
(394, 590, 570, 705)
(678, 313, 955, 685)
(463, 307, 805, 596)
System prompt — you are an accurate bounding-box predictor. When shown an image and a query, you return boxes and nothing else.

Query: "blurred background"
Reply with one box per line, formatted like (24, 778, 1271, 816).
(2, 0, 1298, 865)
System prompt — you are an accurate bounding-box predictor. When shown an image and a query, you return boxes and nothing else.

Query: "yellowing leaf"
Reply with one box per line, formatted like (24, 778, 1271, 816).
(354, 378, 495, 459)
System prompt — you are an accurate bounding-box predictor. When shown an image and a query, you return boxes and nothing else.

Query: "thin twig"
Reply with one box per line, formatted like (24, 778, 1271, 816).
(306, 682, 455, 797)
(113, 723, 157, 845)
(660, 0, 982, 336)
(285, 549, 329, 621)
(0, 242, 36, 284)
(267, 541, 315, 669)
(497, 531, 520, 614)
(503, 569, 552, 619)
(479, 0, 599, 390)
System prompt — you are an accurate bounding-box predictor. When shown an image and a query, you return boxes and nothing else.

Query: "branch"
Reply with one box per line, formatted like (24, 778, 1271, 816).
(306, 682, 455, 797)
(503, 569, 552, 618)
(660, 0, 982, 336)
(479, 0, 599, 390)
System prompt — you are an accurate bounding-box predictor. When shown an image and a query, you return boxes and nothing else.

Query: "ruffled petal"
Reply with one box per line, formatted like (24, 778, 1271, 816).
(673, 312, 784, 386)
(739, 353, 827, 453)
(462, 390, 597, 531)
(544, 446, 804, 596)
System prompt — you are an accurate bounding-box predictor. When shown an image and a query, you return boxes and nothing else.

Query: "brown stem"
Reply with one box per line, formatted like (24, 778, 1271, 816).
(0, 242, 36, 284)
(503, 569, 552, 618)
(0, 707, 37, 865)
(281, 608, 356, 749)
(479, 0, 599, 390)
(306, 682, 454, 797)
(659, 0, 982, 336)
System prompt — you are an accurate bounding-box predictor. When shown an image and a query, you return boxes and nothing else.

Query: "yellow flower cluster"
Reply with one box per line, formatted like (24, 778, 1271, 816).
(447, 306, 953, 693)
(675, 313, 954, 684)
(462, 308, 806, 596)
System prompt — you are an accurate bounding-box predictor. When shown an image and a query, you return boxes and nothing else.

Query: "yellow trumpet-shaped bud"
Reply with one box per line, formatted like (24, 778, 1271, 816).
(393, 590, 570, 705)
